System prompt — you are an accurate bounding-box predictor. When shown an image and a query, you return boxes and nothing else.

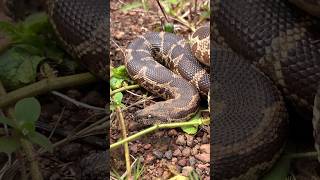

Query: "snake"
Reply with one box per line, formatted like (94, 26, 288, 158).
(3, 0, 320, 179)
(213, 0, 320, 179)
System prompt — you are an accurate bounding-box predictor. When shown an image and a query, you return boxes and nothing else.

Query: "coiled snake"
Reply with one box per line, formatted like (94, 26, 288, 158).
(6, 0, 320, 179)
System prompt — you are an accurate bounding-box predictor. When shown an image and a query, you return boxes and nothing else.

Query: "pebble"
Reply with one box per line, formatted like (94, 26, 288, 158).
(114, 31, 125, 40)
(173, 149, 182, 157)
(145, 153, 155, 164)
(153, 150, 163, 159)
(162, 171, 171, 179)
(164, 150, 173, 159)
(168, 129, 178, 136)
(197, 163, 209, 170)
(156, 167, 164, 176)
(178, 159, 187, 166)
(185, 135, 194, 146)
(191, 146, 199, 155)
(182, 147, 191, 157)
(195, 153, 210, 163)
(144, 144, 152, 150)
(176, 135, 186, 146)
(200, 144, 210, 154)
(172, 157, 178, 163)
(130, 144, 138, 154)
(202, 133, 209, 144)
(189, 156, 197, 166)
(182, 166, 194, 176)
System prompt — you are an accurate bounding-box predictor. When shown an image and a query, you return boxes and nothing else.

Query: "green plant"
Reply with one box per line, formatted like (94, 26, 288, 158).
(0, 13, 76, 90)
(0, 97, 53, 155)
(120, 0, 149, 13)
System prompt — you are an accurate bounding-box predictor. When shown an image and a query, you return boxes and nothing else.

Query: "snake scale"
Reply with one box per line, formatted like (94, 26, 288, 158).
(4, 0, 320, 179)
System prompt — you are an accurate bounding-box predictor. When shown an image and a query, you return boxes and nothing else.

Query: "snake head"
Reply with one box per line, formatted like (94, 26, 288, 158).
(135, 108, 169, 125)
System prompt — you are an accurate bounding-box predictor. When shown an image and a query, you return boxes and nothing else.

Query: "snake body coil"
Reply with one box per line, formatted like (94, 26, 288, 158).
(41, 0, 320, 179)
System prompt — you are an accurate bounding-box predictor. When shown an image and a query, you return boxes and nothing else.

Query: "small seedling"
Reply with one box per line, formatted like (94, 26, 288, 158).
(0, 97, 53, 155)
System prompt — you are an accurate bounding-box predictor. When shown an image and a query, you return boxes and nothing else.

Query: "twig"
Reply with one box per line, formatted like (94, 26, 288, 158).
(116, 107, 131, 177)
(155, 0, 169, 23)
(51, 91, 105, 112)
(110, 118, 209, 149)
(110, 84, 140, 96)
(0, 73, 97, 109)
(48, 106, 65, 140)
(289, 151, 319, 159)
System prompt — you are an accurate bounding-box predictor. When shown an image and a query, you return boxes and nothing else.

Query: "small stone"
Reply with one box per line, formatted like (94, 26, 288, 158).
(202, 133, 209, 143)
(197, 163, 209, 170)
(173, 149, 182, 157)
(172, 157, 178, 163)
(182, 147, 191, 157)
(200, 144, 210, 154)
(195, 153, 210, 163)
(189, 156, 197, 166)
(164, 150, 173, 159)
(168, 129, 178, 136)
(145, 153, 155, 164)
(153, 150, 163, 159)
(176, 135, 186, 146)
(144, 144, 152, 150)
(162, 171, 171, 179)
(181, 166, 194, 176)
(156, 167, 164, 177)
(185, 135, 194, 146)
(178, 159, 187, 166)
(114, 31, 125, 40)
(130, 144, 138, 154)
(191, 147, 199, 155)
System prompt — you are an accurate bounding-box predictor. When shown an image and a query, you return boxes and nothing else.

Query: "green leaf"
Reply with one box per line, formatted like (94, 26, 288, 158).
(0, 21, 18, 38)
(181, 113, 202, 134)
(164, 23, 174, 33)
(0, 136, 21, 154)
(113, 92, 123, 106)
(14, 97, 41, 125)
(27, 132, 53, 153)
(23, 13, 49, 33)
(112, 65, 129, 79)
(120, 1, 143, 13)
(261, 154, 291, 180)
(0, 48, 44, 90)
(0, 116, 17, 128)
(110, 77, 124, 90)
(20, 122, 36, 136)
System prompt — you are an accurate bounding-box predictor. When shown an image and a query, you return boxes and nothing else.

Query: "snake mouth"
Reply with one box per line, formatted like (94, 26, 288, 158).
(135, 109, 169, 125)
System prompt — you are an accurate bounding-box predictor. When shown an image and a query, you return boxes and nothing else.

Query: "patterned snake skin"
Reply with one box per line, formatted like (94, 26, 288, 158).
(125, 21, 289, 180)
(213, 0, 320, 179)
(125, 27, 210, 125)
(47, 0, 108, 81)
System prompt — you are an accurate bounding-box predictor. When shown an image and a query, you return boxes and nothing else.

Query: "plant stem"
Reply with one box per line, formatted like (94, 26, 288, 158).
(20, 138, 43, 180)
(116, 106, 132, 178)
(289, 151, 319, 159)
(110, 118, 209, 149)
(0, 73, 97, 108)
(110, 84, 140, 96)
(0, 81, 43, 180)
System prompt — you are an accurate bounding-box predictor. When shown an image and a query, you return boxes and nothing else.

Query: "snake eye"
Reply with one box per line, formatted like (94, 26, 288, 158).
(148, 114, 152, 118)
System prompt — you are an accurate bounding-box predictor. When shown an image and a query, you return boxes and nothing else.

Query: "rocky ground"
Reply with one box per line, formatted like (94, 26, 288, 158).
(109, 0, 210, 179)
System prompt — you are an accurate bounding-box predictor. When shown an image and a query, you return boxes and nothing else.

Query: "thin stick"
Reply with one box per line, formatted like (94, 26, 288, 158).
(0, 73, 97, 109)
(116, 107, 131, 177)
(110, 118, 209, 149)
(51, 91, 105, 112)
(110, 84, 140, 96)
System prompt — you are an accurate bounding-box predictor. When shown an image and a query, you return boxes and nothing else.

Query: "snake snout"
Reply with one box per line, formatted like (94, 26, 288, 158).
(135, 109, 168, 125)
